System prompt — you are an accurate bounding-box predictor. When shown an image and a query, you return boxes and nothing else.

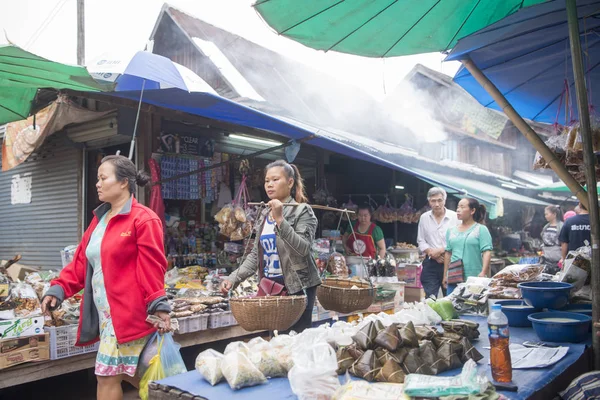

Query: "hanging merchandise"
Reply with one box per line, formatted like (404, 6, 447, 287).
(214, 175, 254, 241)
(342, 195, 358, 221)
(373, 196, 396, 224)
(159, 152, 229, 201)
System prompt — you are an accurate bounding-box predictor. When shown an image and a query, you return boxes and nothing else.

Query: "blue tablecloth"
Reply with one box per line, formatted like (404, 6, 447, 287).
(156, 316, 591, 400)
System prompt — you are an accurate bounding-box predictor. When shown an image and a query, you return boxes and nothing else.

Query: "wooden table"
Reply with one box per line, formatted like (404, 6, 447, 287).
(0, 325, 264, 389)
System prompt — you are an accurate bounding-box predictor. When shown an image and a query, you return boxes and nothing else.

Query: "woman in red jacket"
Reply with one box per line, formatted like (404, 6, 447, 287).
(42, 155, 170, 400)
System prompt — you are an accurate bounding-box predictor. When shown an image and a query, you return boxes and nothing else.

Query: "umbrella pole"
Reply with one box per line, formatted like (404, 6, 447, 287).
(128, 79, 146, 160)
(459, 58, 588, 206)
(566, 0, 600, 369)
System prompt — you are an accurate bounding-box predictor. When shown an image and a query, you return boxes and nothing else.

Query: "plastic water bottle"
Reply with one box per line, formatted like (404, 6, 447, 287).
(488, 304, 512, 382)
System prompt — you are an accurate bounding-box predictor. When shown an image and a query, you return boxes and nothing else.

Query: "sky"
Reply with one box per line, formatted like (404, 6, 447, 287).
(0, 0, 460, 101)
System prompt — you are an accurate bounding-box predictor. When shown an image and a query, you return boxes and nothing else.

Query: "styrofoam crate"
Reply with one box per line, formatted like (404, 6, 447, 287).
(220, 311, 237, 328)
(45, 324, 99, 360)
(177, 314, 209, 334)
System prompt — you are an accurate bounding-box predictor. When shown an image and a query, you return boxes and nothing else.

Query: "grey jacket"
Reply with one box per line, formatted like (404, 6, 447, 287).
(228, 198, 321, 294)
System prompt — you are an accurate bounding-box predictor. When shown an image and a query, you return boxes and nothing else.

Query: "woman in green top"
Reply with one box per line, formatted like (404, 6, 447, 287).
(443, 198, 493, 294)
(343, 205, 386, 259)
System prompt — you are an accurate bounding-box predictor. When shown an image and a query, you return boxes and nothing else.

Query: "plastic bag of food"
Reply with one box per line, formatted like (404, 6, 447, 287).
(195, 349, 224, 386)
(427, 298, 458, 321)
(221, 351, 267, 390)
(327, 252, 349, 278)
(234, 206, 247, 223)
(289, 342, 340, 400)
(273, 345, 294, 371)
(492, 264, 544, 283)
(224, 341, 250, 355)
(249, 349, 287, 378)
(12, 282, 42, 317)
(214, 204, 233, 224)
(403, 359, 487, 397)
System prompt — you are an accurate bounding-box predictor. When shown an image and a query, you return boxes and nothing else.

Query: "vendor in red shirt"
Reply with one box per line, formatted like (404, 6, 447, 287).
(343, 205, 386, 259)
(42, 155, 170, 400)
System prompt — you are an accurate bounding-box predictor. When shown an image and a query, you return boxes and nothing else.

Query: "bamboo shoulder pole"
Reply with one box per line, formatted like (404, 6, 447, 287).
(460, 58, 589, 209)
(566, 0, 600, 370)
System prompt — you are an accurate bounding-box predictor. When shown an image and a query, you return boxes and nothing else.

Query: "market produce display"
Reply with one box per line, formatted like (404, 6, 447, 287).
(372, 196, 428, 224)
(533, 123, 600, 184)
(214, 204, 254, 241)
(488, 264, 545, 300)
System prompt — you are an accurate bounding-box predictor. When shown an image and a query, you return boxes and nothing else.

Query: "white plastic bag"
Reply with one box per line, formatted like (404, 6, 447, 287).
(289, 342, 341, 400)
(224, 341, 250, 355)
(221, 351, 267, 390)
(12, 282, 42, 317)
(195, 349, 224, 386)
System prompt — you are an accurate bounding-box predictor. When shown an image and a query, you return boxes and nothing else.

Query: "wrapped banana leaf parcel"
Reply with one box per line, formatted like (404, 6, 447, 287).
(375, 347, 408, 365)
(336, 346, 355, 375)
(460, 337, 484, 363)
(441, 319, 480, 341)
(375, 359, 406, 384)
(401, 348, 434, 375)
(350, 350, 381, 382)
(374, 323, 401, 352)
(398, 321, 419, 348)
(434, 340, 464, 373)
(352, 321, 378, 350)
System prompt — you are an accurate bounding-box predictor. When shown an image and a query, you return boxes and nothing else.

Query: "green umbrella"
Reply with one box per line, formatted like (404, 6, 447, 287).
(254, 0, 548, 57)
(0, 45, 108, 125)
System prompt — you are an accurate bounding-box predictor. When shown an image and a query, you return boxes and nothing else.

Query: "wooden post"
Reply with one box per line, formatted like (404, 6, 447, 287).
(76, 0, 85, 66)
(566, 0, 600, 369)
(460, 58, 588, 207)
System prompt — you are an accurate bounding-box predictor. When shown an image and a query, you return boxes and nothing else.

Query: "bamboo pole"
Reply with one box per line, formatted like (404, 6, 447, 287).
(566, 0, 600, 369)
(460, 58, 589, 208)
(247, 202, 356, 213)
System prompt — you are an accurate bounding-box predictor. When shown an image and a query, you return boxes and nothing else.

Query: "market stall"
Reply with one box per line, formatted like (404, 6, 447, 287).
(146, 315, 591, 400)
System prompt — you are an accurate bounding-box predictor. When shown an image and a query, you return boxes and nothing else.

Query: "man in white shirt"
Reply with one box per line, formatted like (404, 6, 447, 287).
(417, 187, 459, 298)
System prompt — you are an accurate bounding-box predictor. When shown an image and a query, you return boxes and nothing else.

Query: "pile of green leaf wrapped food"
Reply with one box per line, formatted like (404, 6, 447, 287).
(440, 319, 481, 341)
(336, 320, 483, 384)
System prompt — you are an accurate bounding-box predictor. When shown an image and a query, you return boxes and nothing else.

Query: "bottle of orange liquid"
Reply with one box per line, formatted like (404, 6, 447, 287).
(488, 304, 513, 382)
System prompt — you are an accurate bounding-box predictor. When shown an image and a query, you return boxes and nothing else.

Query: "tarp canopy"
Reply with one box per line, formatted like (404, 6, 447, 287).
(535, 181, 600, 193)
(96, 88, 548, 217)
(0, 45, 107, 125)
(411, 168, 549, 219)
(447, 0, 600, 124)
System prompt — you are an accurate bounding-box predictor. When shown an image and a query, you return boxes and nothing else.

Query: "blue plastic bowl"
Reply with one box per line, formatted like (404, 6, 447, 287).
(496, 300, 541, 327)
(528, 312, 592, 343)
(550, 303, 593, 316)
(550, 304, 593, 332)
(518, 281, 573, 309)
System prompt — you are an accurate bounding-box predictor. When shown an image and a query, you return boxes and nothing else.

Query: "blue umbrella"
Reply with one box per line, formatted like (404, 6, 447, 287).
(446, 0, 600, 125)
(88, 51, 216, 159)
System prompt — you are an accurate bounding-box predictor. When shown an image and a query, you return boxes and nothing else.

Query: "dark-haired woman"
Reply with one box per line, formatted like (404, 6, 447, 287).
(220, 160, 321, 332)
(342, 205, 386, 260)
(541, 205, 563, 274)
(443, 198, 493, 294)
(42, 155, 170, 400)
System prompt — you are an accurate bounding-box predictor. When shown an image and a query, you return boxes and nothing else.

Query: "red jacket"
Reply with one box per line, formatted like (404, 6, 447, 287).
(48, 196, 167, 345)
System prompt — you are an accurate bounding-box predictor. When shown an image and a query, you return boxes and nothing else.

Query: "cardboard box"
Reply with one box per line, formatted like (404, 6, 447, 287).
(404, 264, 423, 288)
(0, 333, 50, 369)
(1, 261, 40, 282)
(0, 317, 45, 339)
(405, 287, 425, 303)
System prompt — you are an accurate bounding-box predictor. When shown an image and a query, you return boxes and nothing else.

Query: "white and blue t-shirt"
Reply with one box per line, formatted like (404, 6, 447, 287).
(261, 216, 282, 278)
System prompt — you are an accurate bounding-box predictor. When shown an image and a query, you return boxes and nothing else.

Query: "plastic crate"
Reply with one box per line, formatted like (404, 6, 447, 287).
(45, 325, 99, 360)
(177, 314, 209, 334)
(208, 311, 238, 329)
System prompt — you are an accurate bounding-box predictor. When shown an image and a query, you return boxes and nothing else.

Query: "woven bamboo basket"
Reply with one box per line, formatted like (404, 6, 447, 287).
(317, 278, 374, 314)
(229, 295, 307, 332)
